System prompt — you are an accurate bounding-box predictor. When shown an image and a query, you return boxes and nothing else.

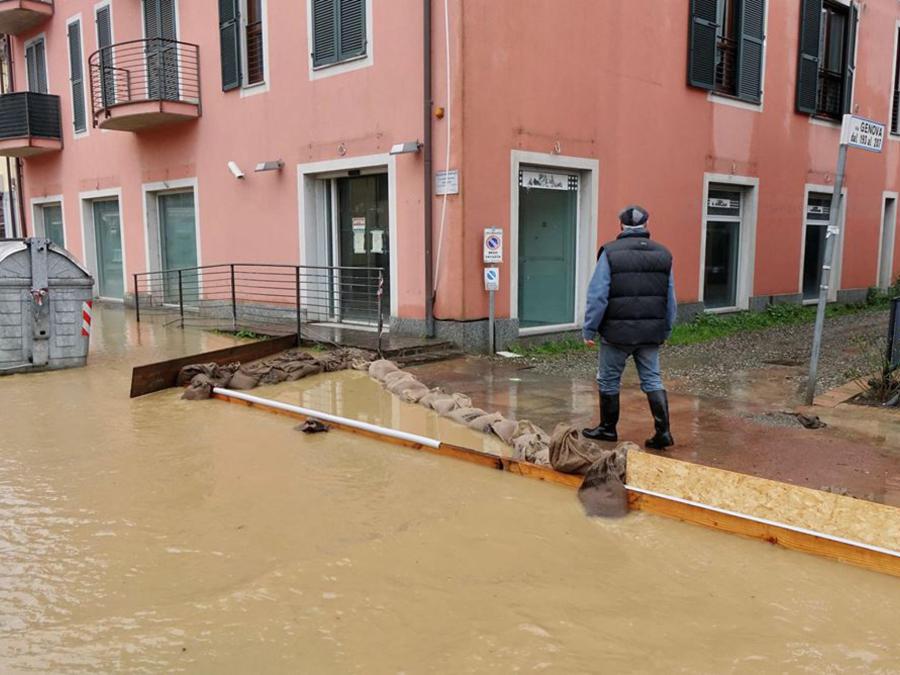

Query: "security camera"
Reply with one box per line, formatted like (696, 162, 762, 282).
(228, 161, 245, 180)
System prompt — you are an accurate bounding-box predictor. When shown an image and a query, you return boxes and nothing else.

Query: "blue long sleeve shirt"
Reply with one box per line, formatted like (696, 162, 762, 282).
(582, 252, 677, 341)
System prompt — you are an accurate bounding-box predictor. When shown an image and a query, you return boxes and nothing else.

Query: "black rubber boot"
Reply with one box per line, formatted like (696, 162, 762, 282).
(644, 390, 674, 450)
(582, 393, 620, 442)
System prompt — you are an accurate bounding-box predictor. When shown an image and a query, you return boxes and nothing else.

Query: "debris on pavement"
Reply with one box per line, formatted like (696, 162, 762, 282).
(297, 419, 330, 434)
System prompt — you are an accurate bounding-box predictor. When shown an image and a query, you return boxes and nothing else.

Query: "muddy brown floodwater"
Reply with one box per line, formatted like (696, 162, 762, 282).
(1, 306, 900, 673)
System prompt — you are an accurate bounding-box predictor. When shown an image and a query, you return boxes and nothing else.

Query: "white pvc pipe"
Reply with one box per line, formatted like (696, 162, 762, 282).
(212, 387, 442, 449)
(626, 484, 900, 559)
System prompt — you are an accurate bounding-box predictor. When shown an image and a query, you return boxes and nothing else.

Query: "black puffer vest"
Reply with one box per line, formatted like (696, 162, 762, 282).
(598, 230, 673, 346)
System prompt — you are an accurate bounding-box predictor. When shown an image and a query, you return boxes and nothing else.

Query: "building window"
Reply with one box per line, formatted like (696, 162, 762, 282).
(796, 0, 858, 120)
(892, 28, 900, 135)
(802, 193, 834, 300)
(703, 188, 743, 309)
(688, 0, 765, 104)
(219, 0, 267, 90)
(67, 20, 87, 134)
(311, 0, 367, 69)
(244, 0, 265, 86)
(25, 37, 48, 94)
(40, 203, 65, 247)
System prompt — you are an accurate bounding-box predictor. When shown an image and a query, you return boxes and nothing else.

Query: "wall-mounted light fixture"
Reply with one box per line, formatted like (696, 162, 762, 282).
(255, 160, 284, 172)
(227, 161, 245, 179)
(390, 141, 423, 155)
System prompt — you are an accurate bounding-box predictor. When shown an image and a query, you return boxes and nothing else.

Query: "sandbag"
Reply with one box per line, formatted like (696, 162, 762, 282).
(577, 442, 632, 518)
(286, 362, 323, 380)
(382, 370, 414, 387)
(468, 412, 504, 433)
(386, 373, 420, 394)
(229, 369, 262, 390)
(549, 424, 611, 475)
(432, 393, 473, 416)
(177, 362, 238, 388)
(398, 381, 431, 403)
(490, 417, 519, 445)
(181, 376, 214, 400)
(512, 432, 550, 464)
(446, 407, 488, 425)
(417, 389, 446, 409)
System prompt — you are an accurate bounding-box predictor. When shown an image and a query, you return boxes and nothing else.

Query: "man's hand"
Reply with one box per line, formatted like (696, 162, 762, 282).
(583, 338, 596, 348)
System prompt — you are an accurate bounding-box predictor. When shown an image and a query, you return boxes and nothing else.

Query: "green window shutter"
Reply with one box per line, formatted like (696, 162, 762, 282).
(842, 2, 858, 115)
(796, 0, 822, 114)
(338, 0, 366, 61)
(68, 21, 87, 133)
(737, 0, 765, 103)
(687, 0, 718, 90)
(313, 0, 338, 67)
(219, 0, 242, 91)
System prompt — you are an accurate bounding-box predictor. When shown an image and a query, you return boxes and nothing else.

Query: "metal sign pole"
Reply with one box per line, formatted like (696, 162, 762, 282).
(488, 289, 495, 354)
(804, 142, 848, 405)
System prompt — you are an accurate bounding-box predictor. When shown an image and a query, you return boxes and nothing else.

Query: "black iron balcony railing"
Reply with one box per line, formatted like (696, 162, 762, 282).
(88, 38, 200, 123)
(714, 36, 738, 96)
(0, 92, 61, 140)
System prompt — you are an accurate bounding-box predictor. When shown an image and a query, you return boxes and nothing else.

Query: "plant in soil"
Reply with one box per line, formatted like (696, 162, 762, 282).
(848, 336, 900, 407)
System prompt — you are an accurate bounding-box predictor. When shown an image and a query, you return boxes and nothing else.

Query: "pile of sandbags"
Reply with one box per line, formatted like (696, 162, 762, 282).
(179, 347, 375, 400)
(367, 359, 552, 466)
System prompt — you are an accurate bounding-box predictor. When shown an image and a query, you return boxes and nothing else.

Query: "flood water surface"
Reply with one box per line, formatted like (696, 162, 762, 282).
(1, 307, 899, 673)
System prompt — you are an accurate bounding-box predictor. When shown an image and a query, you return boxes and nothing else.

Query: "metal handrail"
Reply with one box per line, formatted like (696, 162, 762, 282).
(87, 38, 200, 124)
(133, 263, 386, 349)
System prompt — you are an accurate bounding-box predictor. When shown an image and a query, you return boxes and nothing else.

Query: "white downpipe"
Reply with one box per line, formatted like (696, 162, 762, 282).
(432, 0, 451, 294)
(626, 485, 900, 559)
(212, 387, 442, 449)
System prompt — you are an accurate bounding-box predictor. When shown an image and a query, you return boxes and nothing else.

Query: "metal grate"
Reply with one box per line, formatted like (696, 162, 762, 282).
(817, 70, 843, 120)
(713, 36, 738, 96)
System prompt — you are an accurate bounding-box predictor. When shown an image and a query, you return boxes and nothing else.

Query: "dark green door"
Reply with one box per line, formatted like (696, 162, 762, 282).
(337, 174, 389, 322)
(518, 174, 577, 327)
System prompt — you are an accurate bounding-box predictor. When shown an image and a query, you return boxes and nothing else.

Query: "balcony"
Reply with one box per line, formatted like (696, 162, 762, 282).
(0, 92, 62, 157)
(89, 39, 201, 132)
(0, 0, 52, 35)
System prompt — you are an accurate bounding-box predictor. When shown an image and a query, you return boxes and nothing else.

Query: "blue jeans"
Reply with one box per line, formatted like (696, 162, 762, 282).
(597, 343, 664, 395)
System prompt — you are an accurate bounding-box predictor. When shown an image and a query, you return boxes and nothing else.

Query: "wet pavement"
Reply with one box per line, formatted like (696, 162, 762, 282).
(410, 357, 900, 506)
(2, 305, 900, 672)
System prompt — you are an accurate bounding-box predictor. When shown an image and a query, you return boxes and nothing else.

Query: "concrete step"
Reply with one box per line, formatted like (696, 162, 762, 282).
(394, 348, 465, 366)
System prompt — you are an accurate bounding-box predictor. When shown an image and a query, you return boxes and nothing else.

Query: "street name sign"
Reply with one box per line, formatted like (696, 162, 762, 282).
(840, 115, 885, 153)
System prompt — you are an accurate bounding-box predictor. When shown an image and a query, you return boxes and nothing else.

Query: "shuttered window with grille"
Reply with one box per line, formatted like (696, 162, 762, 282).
(796, 0, 858, 120)
(688, 0, 765, 104)
(67, 20, 87, 133)
(312, 0, 367, 68)
(245, 0, 264, 85)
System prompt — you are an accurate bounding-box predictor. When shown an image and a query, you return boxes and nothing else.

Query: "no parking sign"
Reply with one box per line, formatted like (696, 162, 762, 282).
(483, 228, 503, 264)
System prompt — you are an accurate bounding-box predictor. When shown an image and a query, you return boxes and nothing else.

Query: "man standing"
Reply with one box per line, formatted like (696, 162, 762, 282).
(582, 205, 677, 450)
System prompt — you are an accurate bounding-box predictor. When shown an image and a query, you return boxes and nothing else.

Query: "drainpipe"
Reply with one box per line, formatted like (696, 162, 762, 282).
(423, 0, 435, 338)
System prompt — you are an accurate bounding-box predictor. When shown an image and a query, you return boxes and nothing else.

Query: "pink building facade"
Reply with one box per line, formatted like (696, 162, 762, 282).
(1, 0, 899, 350)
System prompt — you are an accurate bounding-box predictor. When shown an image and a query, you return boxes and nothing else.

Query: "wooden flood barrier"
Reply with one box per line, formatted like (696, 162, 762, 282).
(211, 387, 900, 580)
(130, 334, 298, 398)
